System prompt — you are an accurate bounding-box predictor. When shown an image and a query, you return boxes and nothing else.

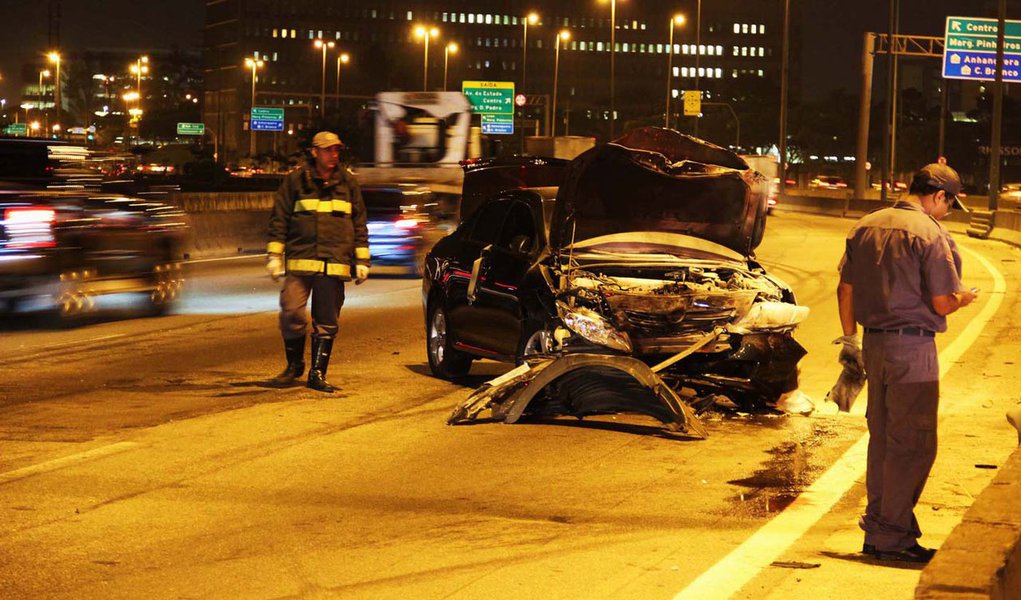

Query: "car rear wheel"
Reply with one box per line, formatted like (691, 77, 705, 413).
(427, 303, 473, 378)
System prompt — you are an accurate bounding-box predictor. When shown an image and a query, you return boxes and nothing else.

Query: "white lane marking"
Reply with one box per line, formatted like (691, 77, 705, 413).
(673, 245, 1007, 600)
(0, 442, 139, 485)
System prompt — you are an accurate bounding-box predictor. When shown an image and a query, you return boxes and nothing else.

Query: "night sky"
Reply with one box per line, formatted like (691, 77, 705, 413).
(0, 0, 1007, 107)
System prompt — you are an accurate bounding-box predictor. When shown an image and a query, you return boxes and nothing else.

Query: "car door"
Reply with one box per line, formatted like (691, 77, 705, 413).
(472, 197, 541, 357)
(445, 198, 511, 350)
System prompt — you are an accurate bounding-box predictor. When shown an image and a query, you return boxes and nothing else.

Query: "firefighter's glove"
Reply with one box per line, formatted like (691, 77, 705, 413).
(355, 264, 369, 285)
(833, 334, 864, 375)
(267, 253, 285, 281)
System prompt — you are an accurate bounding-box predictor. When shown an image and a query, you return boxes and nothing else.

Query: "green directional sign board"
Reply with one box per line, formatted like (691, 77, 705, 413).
(251, 106, 285, 131)
(943, 16, 1021, 83)
(462, 81, 515, 115)
(4, 123, 28, 136)
(177, 122, 206, 136)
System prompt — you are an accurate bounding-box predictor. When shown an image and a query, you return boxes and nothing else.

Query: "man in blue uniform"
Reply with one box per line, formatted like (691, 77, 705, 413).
(836, 163, 978, 563)
(266, 131, 370, 392)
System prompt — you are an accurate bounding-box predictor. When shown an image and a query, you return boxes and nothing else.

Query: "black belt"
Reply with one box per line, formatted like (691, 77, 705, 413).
(864, 327, 935, 337)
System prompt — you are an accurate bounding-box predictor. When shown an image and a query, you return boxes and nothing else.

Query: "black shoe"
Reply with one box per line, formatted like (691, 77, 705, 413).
(270, 336, 305, 386)
(862, 543, 878, 556)
(307, 336, 337, 393)
(874, 544, 936, 564)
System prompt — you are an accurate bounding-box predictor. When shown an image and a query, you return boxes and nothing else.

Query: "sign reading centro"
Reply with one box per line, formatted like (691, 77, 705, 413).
(462, 81, 515, 115)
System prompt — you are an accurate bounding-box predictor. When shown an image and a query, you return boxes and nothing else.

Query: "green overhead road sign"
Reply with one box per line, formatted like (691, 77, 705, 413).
(462, 81, 515, 115)
(943, 16, 1021, 83)
(177, 122, 206, 136)
(4, 123, 28, 136)
(251, 106, 285, 131)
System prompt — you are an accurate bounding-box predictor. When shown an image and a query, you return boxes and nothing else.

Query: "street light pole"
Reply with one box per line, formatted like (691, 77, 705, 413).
(443, 43, 457, 91)
(598, 0, 617, 138)
(47, 52, 61, 134)
(665, 15, 685, 129)
(693, 0, 702, 136)
(522, 13, 539, 92)
(314, 39, 335, 118)
(38, 69, 50, 129)
(335, 52, 349, 102)
(552, 30, 570, 138)
(415, 26, 439, 91)
(245, 54, 264, 157)
(130, 56, 149, 142)
(779, 0, 790, 198)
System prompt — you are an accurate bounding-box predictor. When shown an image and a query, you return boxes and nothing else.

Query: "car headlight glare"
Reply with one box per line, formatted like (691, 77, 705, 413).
(559, 304, 632, 353)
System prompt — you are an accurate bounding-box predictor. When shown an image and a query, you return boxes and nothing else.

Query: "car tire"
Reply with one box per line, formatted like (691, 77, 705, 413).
(146, 262, 183, 317)
(516, 322, 551, 365)
(427, 302, 473, 379)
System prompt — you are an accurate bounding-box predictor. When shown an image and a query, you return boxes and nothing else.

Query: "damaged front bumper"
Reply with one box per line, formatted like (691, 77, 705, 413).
(448, 353, 710, 439)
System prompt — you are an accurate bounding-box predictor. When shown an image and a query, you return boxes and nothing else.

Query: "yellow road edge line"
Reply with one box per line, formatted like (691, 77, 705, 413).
(673, 244, 1007, 600)
(0, 442, 139, 485)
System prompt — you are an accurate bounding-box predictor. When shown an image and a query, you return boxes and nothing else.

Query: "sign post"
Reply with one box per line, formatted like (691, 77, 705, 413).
(250, 107, 285, 131)
(943, 16, 1021, 82)
(462, 80, 515, 135)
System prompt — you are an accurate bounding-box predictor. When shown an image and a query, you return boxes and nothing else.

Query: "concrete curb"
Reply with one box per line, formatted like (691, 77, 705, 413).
(915, 450, 1021, 599)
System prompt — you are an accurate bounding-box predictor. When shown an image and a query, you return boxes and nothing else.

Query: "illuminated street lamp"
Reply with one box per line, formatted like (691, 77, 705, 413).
(522, 12, 539, 92)
(335, 52, 349, 101)
(129, 56, 149, 133)
(414, 26, 439, 91)
(551, 30, 571, 138)
(314, 38, 335, 117)
(29, 121, 40, 134)
(597, 0, 616, 137)
(47, 52, 61, 132)
(443, 43, 457, 91)
(665, 14, 686, 129)
(244, 54, 265, 156)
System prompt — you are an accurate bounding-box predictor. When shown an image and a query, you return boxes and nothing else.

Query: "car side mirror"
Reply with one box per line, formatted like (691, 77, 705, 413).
(508, 234, 533, 255)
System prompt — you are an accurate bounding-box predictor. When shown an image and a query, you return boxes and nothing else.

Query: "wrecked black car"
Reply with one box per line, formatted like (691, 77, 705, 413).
(422, 128, 808, 436)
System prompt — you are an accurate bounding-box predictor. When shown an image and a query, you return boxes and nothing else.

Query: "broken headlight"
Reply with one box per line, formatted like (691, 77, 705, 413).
(558, 302, 633, 353)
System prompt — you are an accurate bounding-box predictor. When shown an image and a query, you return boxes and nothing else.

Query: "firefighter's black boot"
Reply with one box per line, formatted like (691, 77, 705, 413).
(270, 336, 305, 387)
(307, 336, 337, 393)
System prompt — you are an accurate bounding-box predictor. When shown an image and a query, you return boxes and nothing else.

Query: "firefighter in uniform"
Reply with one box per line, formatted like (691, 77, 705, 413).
(266, 131, 369, 392)
(836, 163, 978, 563)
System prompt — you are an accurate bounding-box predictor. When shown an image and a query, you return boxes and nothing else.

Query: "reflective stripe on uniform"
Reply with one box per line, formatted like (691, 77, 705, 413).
(326, 263, 351, 277)
(293, 199, 352, 214)
(286, 258, 352, 278)
(267, 241, 285, 254)
(355, 247, 370, 260)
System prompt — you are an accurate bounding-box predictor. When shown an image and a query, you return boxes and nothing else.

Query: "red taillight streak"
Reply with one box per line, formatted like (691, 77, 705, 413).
(4, 207, 56, 224)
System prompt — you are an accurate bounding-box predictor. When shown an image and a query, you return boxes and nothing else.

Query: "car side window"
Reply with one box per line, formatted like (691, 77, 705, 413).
(497, 201, 536, 254)
(466, 199, 511, 245)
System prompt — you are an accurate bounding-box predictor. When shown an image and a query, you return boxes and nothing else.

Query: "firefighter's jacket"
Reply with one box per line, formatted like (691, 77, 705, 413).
(267, 162, 370, 279)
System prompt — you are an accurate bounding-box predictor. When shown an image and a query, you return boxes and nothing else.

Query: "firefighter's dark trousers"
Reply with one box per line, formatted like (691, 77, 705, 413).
(279, 274, 345, 340)
(861, 333, 940, 552)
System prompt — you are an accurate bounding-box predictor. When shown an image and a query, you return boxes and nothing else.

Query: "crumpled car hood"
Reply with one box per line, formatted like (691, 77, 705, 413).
(550, 127, 769, 256)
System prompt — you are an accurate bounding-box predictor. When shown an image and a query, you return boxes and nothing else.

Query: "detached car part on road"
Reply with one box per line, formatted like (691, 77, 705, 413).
(0, 189, 189, 322)
(423, 128, 808, 436)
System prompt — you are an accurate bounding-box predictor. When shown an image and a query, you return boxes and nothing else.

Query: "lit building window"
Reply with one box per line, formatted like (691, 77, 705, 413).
(732, 69, 738, 77)
(733, 46, 739, 56)
(682, 44, 690, 54)
(761, 25, 766, 34)
(673, 66, 679, 77)
(272, 28, 278, 38)
(623, 43, 629, 52)
(485, 14, 492, 24)
(741, 47, 748, 56)
(742, 24, 748, 34)
(681, 67, 689, 77)
(706, 45, 714, 56)
(442, 13, 448, 22)
(476, 13, 483, 23)
(733, 23, 741, 34)
(698, 44, 705, 55)
(468, 13, 474, 23)
(758, 69, 764, 77)
(698, 67, 705, 77)
(716, 45, 723, 55)
(672, 89, 679, 98)
(715, 68, 722, 78)
(751, 24, 758, 34)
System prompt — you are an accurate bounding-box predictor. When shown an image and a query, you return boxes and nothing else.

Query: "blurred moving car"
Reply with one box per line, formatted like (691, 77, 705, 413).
(809, 175, 848, 190)
(424, 128, 808, 435)
(871, 180, 907, 192)
(362, 184, 452, 276)
(0, 189, 189, 322)
(1001, 182, 1021, 203)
